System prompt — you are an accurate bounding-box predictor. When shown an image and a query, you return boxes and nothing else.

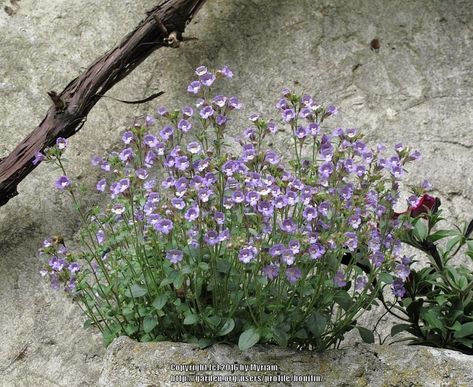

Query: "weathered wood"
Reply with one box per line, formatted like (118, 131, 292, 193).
(0, 0, 207, 207)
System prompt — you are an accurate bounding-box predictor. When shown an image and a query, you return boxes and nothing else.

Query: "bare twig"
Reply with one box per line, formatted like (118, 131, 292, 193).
(0, 0, 207, 207)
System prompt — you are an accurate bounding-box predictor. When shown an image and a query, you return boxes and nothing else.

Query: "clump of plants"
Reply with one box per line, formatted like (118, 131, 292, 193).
(37, 66, 422, 351)
(385, 192, 473, 354)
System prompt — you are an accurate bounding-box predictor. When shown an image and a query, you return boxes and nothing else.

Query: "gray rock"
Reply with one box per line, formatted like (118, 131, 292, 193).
(99, 336, 473, 387)
(1, 0, 473, 385)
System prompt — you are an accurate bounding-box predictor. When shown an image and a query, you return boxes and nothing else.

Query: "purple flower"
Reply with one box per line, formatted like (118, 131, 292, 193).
(55, 176, 71, 190)
(143, 134, 159, 148)
(246, 191, 260, 206)
(355, 275, 368, 291)
(96, 178, 106, 192)
(320, 142, 334, 160)
(239, 246, 257, 263)
(232, 190, 245, 204)
(216, 115, 227, 126)
(119, 148, 134, 162)
(421, 179, 432, 190)
(187, 141, 202, 154)
(49, 256, 66, 272)
(282, 108, 296, 122)
(116, 178, 129, 193)
(281, 249, 295, 265)
(319, 162, 334, 179)
(200, 72, 216, 87)
(178, 119, 192, 133)
(280, 218, 297, 234)
(171, 197, 185, 210)
(135, 168, 148, 180)
(228, 96, 242, 110)
(185, 206, 200, 221)
(111, 204, 125, 215)
(32, 151, 44, 165)
(285, 267, 302, 284)
(174, 177, 188, 193)
(392, 278, 406, 298)
(214, 211, 225, 225)
(198, 188, 213, 202)
(269, 243, 284, 257)
(333, 271, 347, 287)
(68, 262, 81, 274)
(195, 65, 207, 76)
(200, 105, 214, 119)
(56, 137, 68, 150)
(166, 249, 184, 265)
(303, 206, 318, 221)
(218, 228, 230, 242)
(410, 149, 422, 161)
(326, 105, 337, 116)
(288, 239, 301, 254)
(309, 243, 325, 260)
(204, 230, 220, 246)
(276, 99, 288, 111)
(274, 195, 288, 209)
(182, 106, 194, 117)
(306, 123, 318, 137)
(262, 264, 279, 280)
(218, 65, 233, 78)
(267, 121, 277, 134)
(175, 156, 190, 171)
(370, 252, 385, 268)
(157, 106, 168, 116)
(96, 229, 105, 244)
(145, 115, 155, 126)
(344, 232, 358, 252)
(348, 214, 361, 229)
(212, 95, 227, 108)
(257, 201, 274, 217)
(160, 126, 174, 141)
(122, 131, 134, 144)
(155, 218, 173, 235)
(187, 80, 201, 94)
(395, 263, 410, 281)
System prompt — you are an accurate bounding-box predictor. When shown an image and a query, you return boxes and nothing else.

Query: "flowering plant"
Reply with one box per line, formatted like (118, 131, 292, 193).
(37, 66, 421, 351)
(386, 193, 473, 354)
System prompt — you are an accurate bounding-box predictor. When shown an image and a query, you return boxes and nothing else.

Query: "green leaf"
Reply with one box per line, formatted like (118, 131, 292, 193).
(152, 294, 168, 311)
(413, 220, 428, 241)
(143, 316, 157, 333)
(424, 309, 444, 332)
(427, 230, 454, 242)
(356, 326, 374, 343)
(238, 327, 260, 351)
(379, 272, 394, 284)
(453, 322, 473, 339)
(83, 319, 93, 329)
(272, 328, 288, 348)
(446, 235, 462, 254)
(334, 290, 353, 311)
(183, 313, 199, 325)
(127, 284, 148, 298)
(391, 324, 411, 337)
(125, 323, 138, 335)
(294, 328, 308, 339)
(306, 311, 327, 338)
(217, 318, 235, 336)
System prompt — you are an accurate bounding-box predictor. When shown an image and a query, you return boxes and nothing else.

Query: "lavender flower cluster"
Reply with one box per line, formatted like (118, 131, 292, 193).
(36, 65, 421, 349)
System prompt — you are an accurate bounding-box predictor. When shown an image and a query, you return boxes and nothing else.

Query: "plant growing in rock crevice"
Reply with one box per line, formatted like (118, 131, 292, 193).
(385, 194, 473, 354)
(37, 66, 420, 351)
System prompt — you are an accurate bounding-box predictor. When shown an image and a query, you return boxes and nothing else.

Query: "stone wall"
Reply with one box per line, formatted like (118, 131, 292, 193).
(1, 0, 472, 385)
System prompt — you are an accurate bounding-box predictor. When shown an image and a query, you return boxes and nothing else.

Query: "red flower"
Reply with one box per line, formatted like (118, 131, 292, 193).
(393, 194, 439, 219)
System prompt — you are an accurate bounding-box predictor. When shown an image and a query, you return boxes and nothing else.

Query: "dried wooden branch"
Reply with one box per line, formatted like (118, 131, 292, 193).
(0, 0, 207, 207)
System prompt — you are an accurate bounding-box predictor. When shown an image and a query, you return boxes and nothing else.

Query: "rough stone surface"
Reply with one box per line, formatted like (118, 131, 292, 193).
(99, 336, 473, 387)
(1, 0, 472, 385)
